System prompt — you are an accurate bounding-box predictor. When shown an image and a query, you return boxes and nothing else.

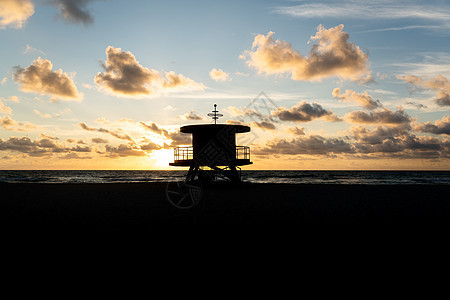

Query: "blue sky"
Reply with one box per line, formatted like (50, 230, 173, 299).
(0, 0, 449, 170)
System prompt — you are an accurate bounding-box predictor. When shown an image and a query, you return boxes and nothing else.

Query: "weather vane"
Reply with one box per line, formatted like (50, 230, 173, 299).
(207, 104, 223, 125)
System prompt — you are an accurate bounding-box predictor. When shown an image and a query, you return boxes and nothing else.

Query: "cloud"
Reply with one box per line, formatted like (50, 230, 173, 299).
(140, 142, 162, 151)
(288, 126, 306, 135)
(272, 101, 341, 123)
(8, 96, 19, 103)
(95, 46, 204, 97)
(178, 110, 203, 121)
(414, 115, 450, 135)
(0, 0, 34, 29)
(91, 137, 108, 144)
(0, 101, 12, 114)
(0, 136, 92, 157)
(24, 44, 46, 56)
(139, 121, 169, 136)
(346, 107, 412, 125)
(139, 121, 191, 146)
(227, 106, 277, 129)
(405, 101, 427, 110)
(1, 77, 7, 84)
(257, 135, 354, 155)
(78, 122, 133, 141)
(34, 109, 52, 119)
(60, 153, 91, 159)
(105, 143, 147, 157)
(235, 72, 249, 77)
(40, 133, 59, 140)
(274, 2, 450, 30)
(162, 71, 204, 91)
(243, 25, 371, 82)
(13, 57, 82, 101)
(350, 128, 444, 157)
(332, 88, 382, 110)
(252, 121, 276, 130)
(209, 68, 231, 82)
(0, 115, 36, 131)
(255, 124, 448, 159)
(50, 0, 96, 25)
(350, 125, 412, 145)
(163, 105, 177, 111)
(397, 74, 450, 106)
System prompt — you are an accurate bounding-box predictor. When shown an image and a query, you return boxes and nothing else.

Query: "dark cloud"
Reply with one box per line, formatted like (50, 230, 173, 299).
(244, 25, 371, 82)
(105, 144, 147, 157)
(0, 136, 92, 158)
(50, 0, 96, 25)
(91, 137, 108, 144)
(257, 135, 354, 155)
(346, 108, 412, 125)
(95, 46, 203, 97)
(414, 116, 450, 135)
(332, 88, 382, 110)
(13, 57, 81, 100)
(397, 74, 450, 107)
(288, 126, 306, 135)
(139, 121, 169, 136)
(272, 101, 341, 123)
(352, 133, 443, 157)
(405, 102, 427, 110)
(139, 121, 191, 146)
(79, 122, 133, 141)
(68, 145, 91, 152)
(350, 125, 411, 145)
(166, 131, 191, 146)
(40, 133, 59, 140)
(252, 121, 276, 130)
(227, 106, 278, 129)
(0, 115, 36, 131)
(436, 92, 450, 106)
(140, 142, 162, 151)
(95, 46, 160, 96)
(255, 122, 448, 159)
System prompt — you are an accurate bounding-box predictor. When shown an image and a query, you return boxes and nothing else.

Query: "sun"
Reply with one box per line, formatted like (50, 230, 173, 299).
(151, 148, 173, 169)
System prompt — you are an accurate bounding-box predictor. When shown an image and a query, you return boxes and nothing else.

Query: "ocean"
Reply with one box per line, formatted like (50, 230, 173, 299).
(0, 170, 448, 185)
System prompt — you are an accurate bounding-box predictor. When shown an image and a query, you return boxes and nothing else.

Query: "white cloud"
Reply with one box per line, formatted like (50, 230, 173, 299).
(209, 68, 231, 82)
(13, 57, 82, 101)
(275, 1, 450, 29)
(163, 105, 177, 111)
(24, 44, 46, 56)
(0, 100, 12, 115)
(0, 0, 34, 29)
(243, 25, 371, 82)
(34, 109, 52, 119)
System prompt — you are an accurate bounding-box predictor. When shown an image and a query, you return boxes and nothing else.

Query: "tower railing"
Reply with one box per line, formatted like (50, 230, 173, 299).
(236, 146, 250, 160)
(172, 146, 251, 162)
(173, 146, 193, 161)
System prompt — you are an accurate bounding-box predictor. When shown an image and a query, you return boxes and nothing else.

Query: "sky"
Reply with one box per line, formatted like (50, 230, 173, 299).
(0, 0, 449, 170)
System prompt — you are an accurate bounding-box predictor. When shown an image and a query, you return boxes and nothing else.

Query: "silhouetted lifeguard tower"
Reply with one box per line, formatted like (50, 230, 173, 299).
(166, 104, 252, 209)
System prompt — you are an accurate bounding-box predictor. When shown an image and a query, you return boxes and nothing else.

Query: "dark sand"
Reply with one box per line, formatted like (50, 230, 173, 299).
(1, 183, 448, 232)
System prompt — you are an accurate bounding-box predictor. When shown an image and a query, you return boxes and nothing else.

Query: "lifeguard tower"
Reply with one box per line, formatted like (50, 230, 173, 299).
(166, 104, 252, 209)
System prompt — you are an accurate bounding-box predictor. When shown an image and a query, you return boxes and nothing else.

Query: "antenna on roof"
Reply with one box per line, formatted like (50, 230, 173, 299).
(207, 104, 223, 125)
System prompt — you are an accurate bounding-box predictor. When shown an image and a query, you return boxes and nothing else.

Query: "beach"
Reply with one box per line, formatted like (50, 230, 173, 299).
(1, 183, 449, 233)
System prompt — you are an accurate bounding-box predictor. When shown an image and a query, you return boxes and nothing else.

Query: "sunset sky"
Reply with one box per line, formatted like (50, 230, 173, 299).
(0, 0, 449, 170)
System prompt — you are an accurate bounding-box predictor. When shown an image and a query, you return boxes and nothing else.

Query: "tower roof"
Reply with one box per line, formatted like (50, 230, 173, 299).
(180, 124, 250, 134)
